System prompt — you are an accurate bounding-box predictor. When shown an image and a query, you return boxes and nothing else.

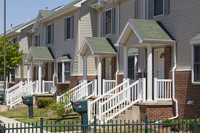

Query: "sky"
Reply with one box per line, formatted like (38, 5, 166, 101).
(0, 0, 74, 34)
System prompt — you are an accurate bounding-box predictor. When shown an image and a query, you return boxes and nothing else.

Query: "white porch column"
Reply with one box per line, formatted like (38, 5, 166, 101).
(27, 65, 30, 83)
(31, 60, 33, 81)
(83, 57, 87, 81)
(123, 47, 128, 80)
(38, 62, 42, 93)
(97, 56, 102, 95)
(147, 44, 153, 101)
(134, 56, 138, 80)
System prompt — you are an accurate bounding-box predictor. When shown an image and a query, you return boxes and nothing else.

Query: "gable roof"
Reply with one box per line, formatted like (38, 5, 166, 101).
(56, 54, 72, 62)
(40, 10, 55, 17)
(117, 19, 174, 45)
(26, 46, 54, 62)
(79, 37, 117, 56)
(190, 33, 200, 45)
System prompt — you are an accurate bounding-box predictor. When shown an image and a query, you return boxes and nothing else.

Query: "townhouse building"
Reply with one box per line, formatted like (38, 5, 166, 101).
(3, 0, 200, 122)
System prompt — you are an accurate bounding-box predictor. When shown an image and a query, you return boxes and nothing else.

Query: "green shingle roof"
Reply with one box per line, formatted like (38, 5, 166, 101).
(6, 18, 36, 35)
(191, 33, 200, 41)
(86, 37, 117, 54)
(129, 19, 173, 41)
(56, 55, 72, 61)
(128, 48, 138, 54)
(40, 10, 55, 17)
(30, 47, 54, 61)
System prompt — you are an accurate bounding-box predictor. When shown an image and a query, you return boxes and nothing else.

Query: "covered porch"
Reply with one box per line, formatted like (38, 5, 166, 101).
(78, 37, 118, 96)
(117, 19, 175, 102)
(26, 46, 55, 94)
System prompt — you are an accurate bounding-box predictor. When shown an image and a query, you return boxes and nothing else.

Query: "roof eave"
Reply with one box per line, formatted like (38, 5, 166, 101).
(190, 40, 200, 45)
(143, 39, 175, 44)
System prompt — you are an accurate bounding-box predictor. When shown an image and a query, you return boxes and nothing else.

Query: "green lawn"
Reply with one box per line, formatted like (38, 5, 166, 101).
(0, 108, 48, 118)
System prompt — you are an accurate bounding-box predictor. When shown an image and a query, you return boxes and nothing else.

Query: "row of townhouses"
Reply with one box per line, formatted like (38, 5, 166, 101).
(3, 0, 200, 122)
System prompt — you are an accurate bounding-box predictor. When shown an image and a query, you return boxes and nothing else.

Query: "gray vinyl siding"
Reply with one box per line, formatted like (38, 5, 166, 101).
(147, 0, 200, 70)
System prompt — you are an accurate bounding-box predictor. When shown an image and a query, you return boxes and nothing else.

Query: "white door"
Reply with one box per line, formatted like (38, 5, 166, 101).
(105, 58, 112, 80)
(154, 48, 164, 79)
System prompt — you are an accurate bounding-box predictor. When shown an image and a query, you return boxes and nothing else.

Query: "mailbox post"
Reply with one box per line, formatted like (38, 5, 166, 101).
(71, 99, 88, 133)
(0, 92, 4, 105)
(22, 95, 33, 119)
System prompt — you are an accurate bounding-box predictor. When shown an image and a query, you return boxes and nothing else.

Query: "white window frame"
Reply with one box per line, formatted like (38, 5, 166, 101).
(57, 61, 71, 84)
(65, 16, 72, 40)
(192, 45, 200, 84)
(153, 0, 165, 17)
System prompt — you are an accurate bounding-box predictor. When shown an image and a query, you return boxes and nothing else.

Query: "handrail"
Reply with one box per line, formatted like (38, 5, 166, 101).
(88, 79, 130, 123)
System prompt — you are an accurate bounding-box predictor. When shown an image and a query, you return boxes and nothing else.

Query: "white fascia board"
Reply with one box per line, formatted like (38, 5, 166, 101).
(128, 21, 143, 44)
(143, 39, 175, 44)
(116, 22, 130, 46)
(78, 39, 87, 56)
(73, 0, 87, 7)
(26, 49, 35, 62)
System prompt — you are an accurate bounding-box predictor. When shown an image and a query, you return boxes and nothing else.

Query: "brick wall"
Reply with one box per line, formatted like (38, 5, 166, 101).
(140, 105, 173, 121)
(174, 71, 200, 119)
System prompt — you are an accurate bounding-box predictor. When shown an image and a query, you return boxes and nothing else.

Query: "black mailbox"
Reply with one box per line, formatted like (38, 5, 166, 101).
(71, 99, 88, 132)
(0, 92, 4, 105)
(22, 95, 33, 119)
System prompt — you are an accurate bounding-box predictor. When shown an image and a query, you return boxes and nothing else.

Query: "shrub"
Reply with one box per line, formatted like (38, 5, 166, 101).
(37, 98, 56, 108)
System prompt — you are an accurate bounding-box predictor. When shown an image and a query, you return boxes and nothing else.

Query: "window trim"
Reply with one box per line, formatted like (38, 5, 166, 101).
(46, 23, 54, 45)
(153, 0, 165, 17)
(192, 45, 200, 84)
(57, 61, 71, 84)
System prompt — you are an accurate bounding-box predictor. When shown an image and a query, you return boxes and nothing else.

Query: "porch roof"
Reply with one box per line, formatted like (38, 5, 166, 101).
(116, 19, 175, 46)
(190, 33, 200, 45)
(56, 54, 72, 62)
(26, 46, 54, 62)
(22, 53, 30, 65)
(78, 37, 117, 56)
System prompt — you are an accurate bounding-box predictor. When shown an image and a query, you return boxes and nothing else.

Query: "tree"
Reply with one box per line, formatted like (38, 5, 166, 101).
(0, 35, 23, 77)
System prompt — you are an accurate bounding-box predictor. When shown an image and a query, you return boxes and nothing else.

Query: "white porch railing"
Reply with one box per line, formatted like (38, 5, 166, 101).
(7, 81, 36, 108)
(42, 80, 53, 93)
(57, 80, 97, 109)
(88, 79, 130, 123)
(154, 78, 172, 101)
(98, 79, 145, 123)
(102, 79, 116, 94)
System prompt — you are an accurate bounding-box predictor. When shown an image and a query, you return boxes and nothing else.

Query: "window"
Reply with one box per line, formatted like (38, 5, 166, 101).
(7, 70, 15, 83)
(46, 23, 54, 45)
(58, 62, 71, 83)
(148, 0, 170, 18)
(103, 8, 115, 35)
(106, 10, 112, 34)
(34, 35, 40, 46)
(194, 46, 200, 82)
(64, 16, 74, 40)
(154, 0, 164, 16)
(128, 56, 138, 80)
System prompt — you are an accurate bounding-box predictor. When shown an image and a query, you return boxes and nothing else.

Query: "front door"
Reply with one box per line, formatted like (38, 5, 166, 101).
(105, 58, 112, 80)
(154, 48, 164, 79)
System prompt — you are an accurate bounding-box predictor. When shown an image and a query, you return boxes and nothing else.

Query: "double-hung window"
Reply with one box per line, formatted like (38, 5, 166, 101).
(194, 46, 200, 82)
(46, 23, 54, 45)
(34, 34, 40, 46)
(64, 15, 74, 40)
(148, 0, 170, 18)
(13, 37, 18, 44)
(103, 8, 115, 35)
(58, 62, 71, 83)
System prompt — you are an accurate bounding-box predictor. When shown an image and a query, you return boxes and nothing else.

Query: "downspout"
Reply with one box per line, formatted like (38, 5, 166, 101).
(169, 41, 178, 120)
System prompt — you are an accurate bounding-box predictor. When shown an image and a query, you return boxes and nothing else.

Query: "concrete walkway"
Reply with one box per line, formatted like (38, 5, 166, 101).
(0, 115, 48, 133)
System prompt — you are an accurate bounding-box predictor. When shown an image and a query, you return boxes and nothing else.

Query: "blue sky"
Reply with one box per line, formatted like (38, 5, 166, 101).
(0, 0, 74, 34)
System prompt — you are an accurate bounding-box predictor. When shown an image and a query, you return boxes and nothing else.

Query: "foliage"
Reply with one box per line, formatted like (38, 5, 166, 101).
(47, 92, 73, 118)
(0, 35, 23, 76)
(37, 98, 56, 108)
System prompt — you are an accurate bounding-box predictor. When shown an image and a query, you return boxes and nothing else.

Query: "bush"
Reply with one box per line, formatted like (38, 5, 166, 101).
(37, 98, 56, 108)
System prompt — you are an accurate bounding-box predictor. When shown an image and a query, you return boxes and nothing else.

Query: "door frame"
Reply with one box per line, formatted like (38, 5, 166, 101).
(154, 48, 165, 79)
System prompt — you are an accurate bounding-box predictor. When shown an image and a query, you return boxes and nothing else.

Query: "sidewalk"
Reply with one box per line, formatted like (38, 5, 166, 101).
(0, 115, 48, 133)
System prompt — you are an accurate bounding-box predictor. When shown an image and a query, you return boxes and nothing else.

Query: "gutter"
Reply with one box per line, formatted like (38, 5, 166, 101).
(169, 41, 178, 120)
